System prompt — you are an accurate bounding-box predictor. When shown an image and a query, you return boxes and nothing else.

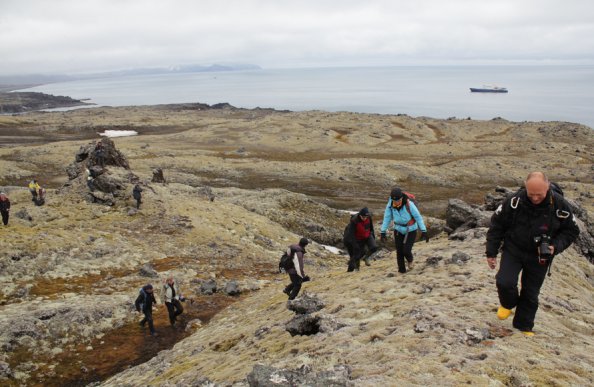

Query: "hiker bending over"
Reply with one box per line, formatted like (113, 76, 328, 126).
(162, 277, 184, 326)
(133, 184, 143, 209)
(486, 172, 579, 336)
(380, 187, 428, 273)
(0, 192, 10, 226)
(28, 179, 40, 201)
(283, 238, 310, 300)
(344, 207, 377, 272)
(135, 284, 158, 337)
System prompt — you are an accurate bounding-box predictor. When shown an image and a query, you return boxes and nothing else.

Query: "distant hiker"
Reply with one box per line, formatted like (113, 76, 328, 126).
(486, 172, 579, 336)
(283, 238, 310, 300)
(343, 207, 377, 272)
(28, 179, 40, 201)
(380, 187, 428, 273)
(0, 192, 10, 226)
(135, 284, 158, 337)
(162, 277, 184, 327)
(133, 184, 143, 209)
(94, 140, 105, 167)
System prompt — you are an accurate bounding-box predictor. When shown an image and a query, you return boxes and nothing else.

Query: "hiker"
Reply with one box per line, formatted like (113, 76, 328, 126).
(283, 237, 310, 300)
(162, 277, 184, 326)
(135, 284, 158, 337)
(28, 179, 40, 201)
(343, 207, 377, 272)
(380, 187, 428, 273)
(486, 172, 579, 336)
(34, 187, 46, 206)
(133, 184, 143, 209)
(0, 192, 10, 226)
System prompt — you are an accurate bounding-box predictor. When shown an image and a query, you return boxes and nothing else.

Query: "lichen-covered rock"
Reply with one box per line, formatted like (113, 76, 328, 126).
(286, 293, 325, 315)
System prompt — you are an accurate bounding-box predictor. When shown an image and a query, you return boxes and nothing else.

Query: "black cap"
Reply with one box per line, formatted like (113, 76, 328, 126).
(359, 207, 370, 216)
(299, 237, 309, 247)
(390, 187, 403, 200)
(144, 284, 153, 290)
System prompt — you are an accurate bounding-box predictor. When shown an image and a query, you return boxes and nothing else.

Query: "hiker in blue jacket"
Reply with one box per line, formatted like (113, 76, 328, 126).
(135, 284, 158, 337)
(380, 187, 429, 273)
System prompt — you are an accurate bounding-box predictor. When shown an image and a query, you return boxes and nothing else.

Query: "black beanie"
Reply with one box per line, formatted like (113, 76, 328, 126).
(144, 284, 153, 290)
(299, 237, 309, 247)
(390, 187, 403, 200)
(359, 207, 370, 216)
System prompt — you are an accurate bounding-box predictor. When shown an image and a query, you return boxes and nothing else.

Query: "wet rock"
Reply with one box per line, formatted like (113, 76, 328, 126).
(286, 293, 325, 315)
(223, 280, 240, 296)
(449, 252, 471, 265)
(14, 208, 32, 221)
(152, 168, 166, 183)
(139, 264, 159, 278)
(246, 364, 353, 387)
(200, 279, 217, 295)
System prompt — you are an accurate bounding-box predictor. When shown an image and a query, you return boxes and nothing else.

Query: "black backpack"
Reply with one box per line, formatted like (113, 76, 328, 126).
(278, 247, 295, 273)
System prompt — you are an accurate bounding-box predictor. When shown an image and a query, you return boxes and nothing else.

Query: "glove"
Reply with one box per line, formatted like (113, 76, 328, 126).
(380, 232, 387, 242)
(421, 232, 429, 243)
(303, 275, 311, 282)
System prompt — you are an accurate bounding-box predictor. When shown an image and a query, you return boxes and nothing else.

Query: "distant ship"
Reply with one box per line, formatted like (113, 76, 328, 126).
(470, 85, 508, 93)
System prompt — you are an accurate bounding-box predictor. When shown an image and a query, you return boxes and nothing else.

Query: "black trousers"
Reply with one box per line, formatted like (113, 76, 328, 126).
(496, 249, 548, 331)
(347, 237, 377, 272)
(135, 198, 142, 209)
(394, 229, 417, 273)
(1, 210, 8, 226)
(284, 273, 303, 300)
(140, 310, 155, 334)
(165, 299, 184, 325)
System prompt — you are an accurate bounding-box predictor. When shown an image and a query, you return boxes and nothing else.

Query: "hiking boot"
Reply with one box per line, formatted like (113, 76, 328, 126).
(521, 331, 535, 337)
(283, 288, 290, 295)
(406, 260, 414, 270)
(497, 306, 513, 320)
(364, 257, 371, 266)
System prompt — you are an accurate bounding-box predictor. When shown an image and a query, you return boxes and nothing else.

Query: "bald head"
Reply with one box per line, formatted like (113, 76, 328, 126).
(525, 171, 550, 205)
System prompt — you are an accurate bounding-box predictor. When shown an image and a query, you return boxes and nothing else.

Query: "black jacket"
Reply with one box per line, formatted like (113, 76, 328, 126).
(343, 214, 375, 249)
(486, 190, 579, 258)
(133, 185, 143, 200)
(0, 198, 9, 212)
(135, 287, 157, 313)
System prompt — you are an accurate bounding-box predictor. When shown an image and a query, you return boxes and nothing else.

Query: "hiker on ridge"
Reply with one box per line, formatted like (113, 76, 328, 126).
(94, 140, 105, 167)
(0, 192, 10, 226)
(343, 207, 377, 272)
(133, 184, 143, 209)
(28, 179, 40, 201)
(486, 172, 579, 336)
(380, 187, 428, 273)
(162, 277, 184, 327)
(135, 284, 158, 337)
(283, 237, 310, 300)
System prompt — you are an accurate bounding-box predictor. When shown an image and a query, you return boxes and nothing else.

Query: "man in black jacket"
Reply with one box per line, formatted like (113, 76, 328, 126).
(135, 284, 158, 337)
(343, 207, 377, 272)
(486, 172, 579, 336)
(0, 192, 10, 226)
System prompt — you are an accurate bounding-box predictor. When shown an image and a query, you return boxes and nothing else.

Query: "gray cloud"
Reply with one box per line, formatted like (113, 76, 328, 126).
(1, 0, 593, 75)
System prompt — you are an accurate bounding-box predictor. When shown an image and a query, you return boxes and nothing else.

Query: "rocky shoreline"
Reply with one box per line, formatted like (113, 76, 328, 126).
(0, 103, 592, 386)
(0, 91, 92, 114)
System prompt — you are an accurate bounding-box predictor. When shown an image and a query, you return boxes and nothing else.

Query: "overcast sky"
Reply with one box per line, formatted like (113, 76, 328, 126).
(1, 0, 594, 75)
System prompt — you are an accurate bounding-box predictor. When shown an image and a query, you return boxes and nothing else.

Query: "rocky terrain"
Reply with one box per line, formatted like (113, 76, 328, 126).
(0, 92, 91, 114)
(0, 103, 592, 386)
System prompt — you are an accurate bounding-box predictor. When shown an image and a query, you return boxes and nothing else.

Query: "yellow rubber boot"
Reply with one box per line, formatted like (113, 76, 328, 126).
(522, 331, 535, 337)
(497, 306, 512, 320)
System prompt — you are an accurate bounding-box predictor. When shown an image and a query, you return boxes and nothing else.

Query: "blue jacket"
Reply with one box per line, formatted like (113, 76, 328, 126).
(381, 198, 427, 235)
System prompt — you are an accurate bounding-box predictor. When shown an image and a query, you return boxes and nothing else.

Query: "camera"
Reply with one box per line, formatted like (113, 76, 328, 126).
(534, 234, 552, 265)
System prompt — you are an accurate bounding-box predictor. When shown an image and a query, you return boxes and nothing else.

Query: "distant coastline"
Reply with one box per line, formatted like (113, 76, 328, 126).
(0, 91, 93, 114)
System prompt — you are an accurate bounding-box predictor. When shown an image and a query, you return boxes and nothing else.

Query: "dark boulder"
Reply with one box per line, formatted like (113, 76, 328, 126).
(152, 168, 166, 183)
(287, 293, 325, 315)
(223, 280, 241, 296)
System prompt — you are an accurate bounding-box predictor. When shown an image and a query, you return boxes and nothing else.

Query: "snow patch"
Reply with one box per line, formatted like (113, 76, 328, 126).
(322, 245, 343, 255)
(99, 130, 138, 138)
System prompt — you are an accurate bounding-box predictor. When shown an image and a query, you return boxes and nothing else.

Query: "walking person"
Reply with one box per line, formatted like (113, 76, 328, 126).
(28, 179, 40, 201)
(380, 187, 428, 273)
(486, 172, 579, 336)
(283, 238, 310, 300)
(135, 284, 158, 337)
(343, 207, 377, 272)
(162, 277, 184, 327)
(133, 184, 143, 209)
(0, 192, 10, 226)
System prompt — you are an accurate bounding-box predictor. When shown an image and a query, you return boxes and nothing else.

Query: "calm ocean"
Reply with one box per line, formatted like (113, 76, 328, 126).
(20, 66, 594, 128)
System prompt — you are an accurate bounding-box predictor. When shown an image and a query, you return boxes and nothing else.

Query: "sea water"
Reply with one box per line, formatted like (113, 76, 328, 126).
(19, 65, 594, 128)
